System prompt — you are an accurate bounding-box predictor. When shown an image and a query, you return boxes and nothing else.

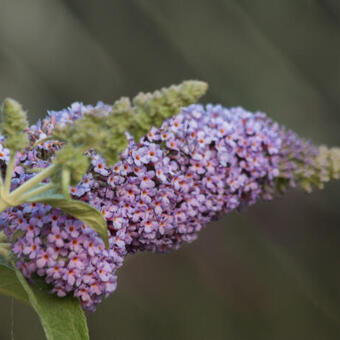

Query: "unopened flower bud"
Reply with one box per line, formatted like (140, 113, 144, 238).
(1, 98, 29, 152)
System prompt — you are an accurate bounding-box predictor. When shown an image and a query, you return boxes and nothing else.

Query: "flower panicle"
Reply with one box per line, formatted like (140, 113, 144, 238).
(0, 98, 338, 311)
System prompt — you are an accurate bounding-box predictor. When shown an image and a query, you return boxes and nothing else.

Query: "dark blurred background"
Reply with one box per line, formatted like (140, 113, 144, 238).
(0, 1, 340, 339)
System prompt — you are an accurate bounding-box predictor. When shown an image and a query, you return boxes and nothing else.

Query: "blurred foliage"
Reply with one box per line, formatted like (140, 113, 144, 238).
(0, 0, 339, 339)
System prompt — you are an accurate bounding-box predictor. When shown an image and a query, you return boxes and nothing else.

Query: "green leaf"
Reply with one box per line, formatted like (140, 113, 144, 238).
(0, 257, 89, 340)
(27, 190, 109, 248)
(14, 265, 89, 340)
(0, 257, 29, 303)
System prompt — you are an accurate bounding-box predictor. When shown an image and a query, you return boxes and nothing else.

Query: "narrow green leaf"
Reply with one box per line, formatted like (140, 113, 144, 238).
(0, 257, 89, 340)
(27, 190, 109, 248)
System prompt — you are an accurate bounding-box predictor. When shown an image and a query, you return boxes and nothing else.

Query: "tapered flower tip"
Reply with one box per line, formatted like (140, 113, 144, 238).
(1, 98, 29, 152)
(3, 97, 22, 112)
(180, 80, 209, 98)
(133, 80, 208, 108)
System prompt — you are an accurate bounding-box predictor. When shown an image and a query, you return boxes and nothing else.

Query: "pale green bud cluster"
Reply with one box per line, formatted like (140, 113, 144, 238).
(299, 146, 340, 193)
(0, 98, 29, 152)
(314, 146, 340, 182)
(131, 80, 208, 141)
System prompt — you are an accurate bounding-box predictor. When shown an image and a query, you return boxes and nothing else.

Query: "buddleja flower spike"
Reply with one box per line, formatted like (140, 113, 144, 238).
(0, 81, 338, 339)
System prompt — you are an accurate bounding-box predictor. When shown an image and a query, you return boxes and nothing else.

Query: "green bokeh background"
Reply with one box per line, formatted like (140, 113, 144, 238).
(0, 1, 340, 339)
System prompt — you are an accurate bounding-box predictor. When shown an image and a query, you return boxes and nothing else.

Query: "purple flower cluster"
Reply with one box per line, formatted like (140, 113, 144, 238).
(0, 102, 318, 310)
(1, 103, 124, 310)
